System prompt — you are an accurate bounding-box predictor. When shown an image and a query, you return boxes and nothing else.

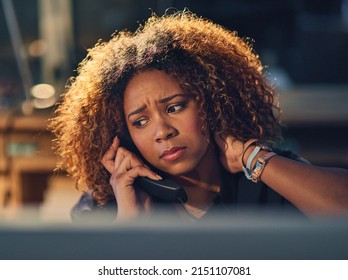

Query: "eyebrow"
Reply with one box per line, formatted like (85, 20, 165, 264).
(127, 93, 188, 120)
(127, 105, 146, 120)
(158, 93, 187, 104)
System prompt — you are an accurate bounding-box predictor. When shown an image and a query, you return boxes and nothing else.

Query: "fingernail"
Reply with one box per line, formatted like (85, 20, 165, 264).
(156, 174, 163, 180)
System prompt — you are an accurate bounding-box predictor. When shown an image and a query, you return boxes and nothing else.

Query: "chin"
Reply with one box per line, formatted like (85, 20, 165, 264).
(157, 162, 197, 177)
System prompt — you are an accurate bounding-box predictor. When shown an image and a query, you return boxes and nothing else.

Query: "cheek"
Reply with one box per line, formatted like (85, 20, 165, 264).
(130, 131, 149, 152)
(130, 131, 156, 163)
(191, 119, 204, 134)
(186, 113, 208, 139)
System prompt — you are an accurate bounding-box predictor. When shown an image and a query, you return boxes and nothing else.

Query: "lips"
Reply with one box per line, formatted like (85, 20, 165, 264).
(160, 146, 187, 161)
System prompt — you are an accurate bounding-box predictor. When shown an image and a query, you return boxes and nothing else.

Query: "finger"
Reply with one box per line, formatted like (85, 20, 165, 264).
(114, 146, 133, 172)
(114, 146, 142, 172)
(118, 159, 161, 181)
(101, 136, 120, 173)
(113, 147, 159, 179)
(110, 165, 161, 198)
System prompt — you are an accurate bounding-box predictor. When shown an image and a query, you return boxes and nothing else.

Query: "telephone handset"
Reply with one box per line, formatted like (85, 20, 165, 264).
(119, 133, 187, 203)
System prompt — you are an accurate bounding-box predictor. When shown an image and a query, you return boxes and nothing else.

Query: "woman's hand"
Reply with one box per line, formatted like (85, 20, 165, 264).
(214, 133, 245, 173)
(101, 136, 161, 220)
(214, 133, 258, 174)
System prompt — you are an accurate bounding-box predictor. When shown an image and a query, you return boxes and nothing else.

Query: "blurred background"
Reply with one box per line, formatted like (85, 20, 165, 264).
(0, 0, 347, 222)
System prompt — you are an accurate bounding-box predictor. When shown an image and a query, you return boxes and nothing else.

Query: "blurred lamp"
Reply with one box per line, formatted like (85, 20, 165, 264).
(31, 83, 55, 99)
(30, 83, 56, 109)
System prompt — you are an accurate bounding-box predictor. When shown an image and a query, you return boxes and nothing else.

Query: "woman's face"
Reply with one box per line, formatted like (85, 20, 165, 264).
(123, 70, 210, 175)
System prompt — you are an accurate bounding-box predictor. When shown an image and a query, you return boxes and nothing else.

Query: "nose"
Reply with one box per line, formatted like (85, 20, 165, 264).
(154, 117, 178, 142)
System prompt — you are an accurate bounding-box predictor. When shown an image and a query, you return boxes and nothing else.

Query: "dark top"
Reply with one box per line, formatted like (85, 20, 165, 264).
(70, 150, 307, 222)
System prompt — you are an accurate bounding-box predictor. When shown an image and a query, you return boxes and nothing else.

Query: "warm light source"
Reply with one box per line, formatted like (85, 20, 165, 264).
(32, 97, 56, 109)
(30, 83, 55, 99)
(29, 83, 57, 109)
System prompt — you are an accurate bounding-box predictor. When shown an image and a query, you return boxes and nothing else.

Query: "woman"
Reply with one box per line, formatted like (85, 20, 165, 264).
(49, 11, 348, 221)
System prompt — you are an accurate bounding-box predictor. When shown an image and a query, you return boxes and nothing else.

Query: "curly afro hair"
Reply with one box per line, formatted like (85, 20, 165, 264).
(49, 10, 282, 206)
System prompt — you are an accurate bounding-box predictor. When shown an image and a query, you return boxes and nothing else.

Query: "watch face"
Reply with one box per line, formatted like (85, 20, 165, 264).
(252, 152, 277, 183)
(251, 161, 263, 183)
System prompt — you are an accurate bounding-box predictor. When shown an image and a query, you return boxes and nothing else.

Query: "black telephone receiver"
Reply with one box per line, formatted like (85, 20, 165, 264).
(119, 133, 187, 203)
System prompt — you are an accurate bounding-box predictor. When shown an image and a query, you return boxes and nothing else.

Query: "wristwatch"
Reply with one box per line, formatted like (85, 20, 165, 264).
(251, 152, 277, 183)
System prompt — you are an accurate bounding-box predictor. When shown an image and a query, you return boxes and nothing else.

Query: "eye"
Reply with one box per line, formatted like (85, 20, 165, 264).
(167, 103, 185, 113)
(133, 118, 148, 127)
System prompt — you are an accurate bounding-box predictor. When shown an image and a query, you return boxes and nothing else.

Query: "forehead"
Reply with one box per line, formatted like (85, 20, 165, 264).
(123, 70, 182, 106)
